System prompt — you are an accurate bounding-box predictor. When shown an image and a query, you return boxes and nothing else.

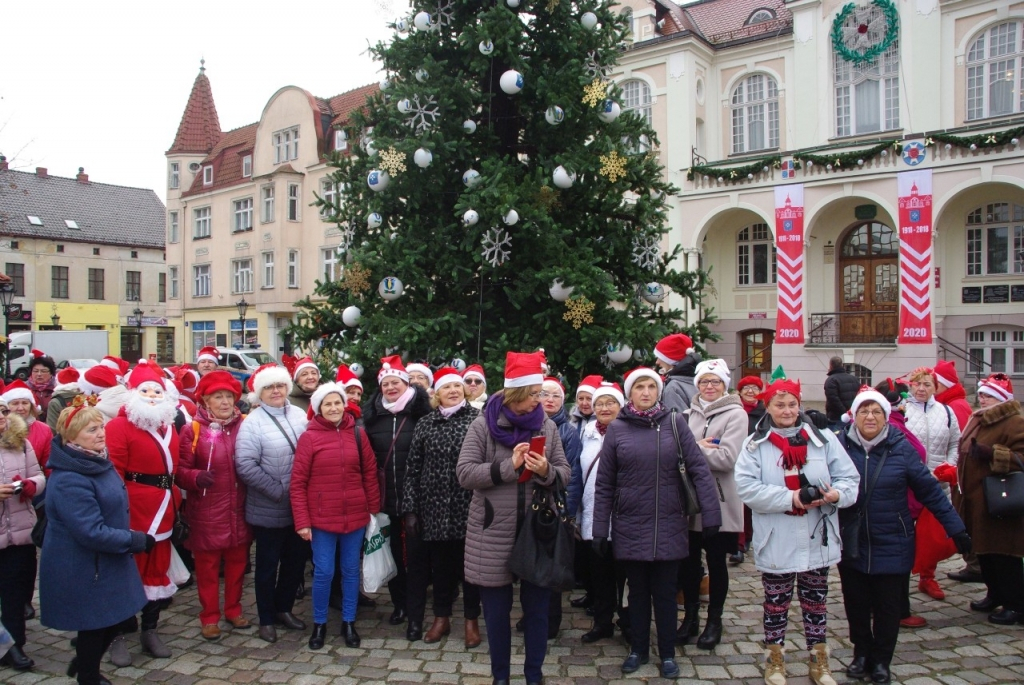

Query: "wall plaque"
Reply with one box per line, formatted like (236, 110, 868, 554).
(983, 284, 1009, 303)
(961, 287, 981, 304)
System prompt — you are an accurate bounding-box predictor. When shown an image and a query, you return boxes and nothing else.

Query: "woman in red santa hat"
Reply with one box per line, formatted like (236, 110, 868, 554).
(45, 366, 82, 432)
(105, 361, 183, 659)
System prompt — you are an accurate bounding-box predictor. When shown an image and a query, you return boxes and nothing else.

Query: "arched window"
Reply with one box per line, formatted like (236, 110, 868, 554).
(621, 80, 652, 126)
(731, 74, 779, 153)
(833, 4, 899, 136)
(967, 22, 1024, 121)
(737, 223, 777, 286)
(965, 202, 1024, 276)
(747, 9, 775, 25)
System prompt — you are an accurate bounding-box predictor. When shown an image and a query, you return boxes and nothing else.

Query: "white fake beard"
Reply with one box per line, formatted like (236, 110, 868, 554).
(125, 392, 178, 432)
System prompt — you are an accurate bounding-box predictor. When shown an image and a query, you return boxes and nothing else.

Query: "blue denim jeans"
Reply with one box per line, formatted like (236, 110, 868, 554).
(310, 527, 363, 623)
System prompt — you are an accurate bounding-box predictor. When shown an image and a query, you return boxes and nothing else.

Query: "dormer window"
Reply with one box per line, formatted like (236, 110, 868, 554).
(27, 215, 43, 226)
(273, 126, 300, 164)
(242, 155, 252, 178)
(747, 9, 775, 25)
(64, 219, 80, 229)
(203, 165, 213, 185)
(334, 129, 348, 152)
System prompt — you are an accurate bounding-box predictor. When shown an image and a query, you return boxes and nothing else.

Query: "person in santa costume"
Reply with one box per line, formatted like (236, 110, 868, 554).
(105, 361, 183, 659)
(79, 366, 129, 425)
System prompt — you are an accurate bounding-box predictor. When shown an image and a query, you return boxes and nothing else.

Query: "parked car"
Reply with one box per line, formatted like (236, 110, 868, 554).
(56, 359, 100, 371)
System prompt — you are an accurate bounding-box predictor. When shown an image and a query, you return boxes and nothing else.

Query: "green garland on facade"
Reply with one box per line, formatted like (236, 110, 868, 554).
(831, 0, 899, 66)
(687, 155, 782, 182)
(926, 126, 1024, 150)
(793, 140, 899, 169)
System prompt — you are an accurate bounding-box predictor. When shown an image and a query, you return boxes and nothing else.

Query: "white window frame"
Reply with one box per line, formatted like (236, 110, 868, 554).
(967, 327, 1024, 376)
(168, 211, 179, 244)
(193, 264, 211, 297)
(287, 250, 300, 288)
(273, 126, 300, 164)
(287, 183, 300, 221)
(965, 203, 1024, 276)
(192, 206, 211, 239)
(320, 248, 340, 283)
(261, 185, 275, 223)
(262, 251, 275, 288)
(334, 129, 347, 151)
(620, 80, 652, 153)
(966, 22, 1024, 121)
(233, 197, 254, 233)
(169, 162, 180, 189)
(242, 155, 252, 178)
(747, 9, 775, 25)
(232, 258, 254, 294)
(169, 266, 179, 299)
(731, 74, 780, 154)
(203, 165, 213, 185)
(320, 178, 338, 220)
(834, 36, 899, 137)
(737, 223, 778, 286)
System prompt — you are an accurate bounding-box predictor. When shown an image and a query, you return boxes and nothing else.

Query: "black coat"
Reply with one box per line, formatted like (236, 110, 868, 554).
(838, 427, 965, 575)
(362, 386, 433, 515)
(824, 369, 860, 422)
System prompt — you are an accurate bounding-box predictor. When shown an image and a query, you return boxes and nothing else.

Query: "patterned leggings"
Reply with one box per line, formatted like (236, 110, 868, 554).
(762, 567, 829, 648)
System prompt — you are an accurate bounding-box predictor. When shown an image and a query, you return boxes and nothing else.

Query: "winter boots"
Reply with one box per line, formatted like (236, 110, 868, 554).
(763, 644, 785, 685)
(807, 643, 837, 685)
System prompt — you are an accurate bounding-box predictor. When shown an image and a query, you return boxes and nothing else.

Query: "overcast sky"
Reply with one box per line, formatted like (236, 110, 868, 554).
(1, 0, 404, 204)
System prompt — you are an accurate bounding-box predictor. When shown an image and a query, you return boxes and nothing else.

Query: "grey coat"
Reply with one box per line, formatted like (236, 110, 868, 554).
(457, 410, 570, 588)
(234, 403, 308, 528)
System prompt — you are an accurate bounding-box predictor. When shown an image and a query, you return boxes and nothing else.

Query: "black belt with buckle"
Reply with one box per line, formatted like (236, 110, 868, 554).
(124, 471, 172, 489)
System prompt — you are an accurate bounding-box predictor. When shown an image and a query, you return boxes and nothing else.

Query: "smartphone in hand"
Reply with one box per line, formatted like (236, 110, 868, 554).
(519, 436, 546, 483)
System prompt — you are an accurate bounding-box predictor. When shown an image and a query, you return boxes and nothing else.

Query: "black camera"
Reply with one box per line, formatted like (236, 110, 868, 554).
(798, 484, 822, 505)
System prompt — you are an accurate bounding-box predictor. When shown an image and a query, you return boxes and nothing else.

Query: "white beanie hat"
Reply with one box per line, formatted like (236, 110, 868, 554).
(693, 359, 731, 389)
(309, 382, 346, 418)
(406, 363, 434, 385)
(843, 387, 892, 424)
(623, 367, 664, 398)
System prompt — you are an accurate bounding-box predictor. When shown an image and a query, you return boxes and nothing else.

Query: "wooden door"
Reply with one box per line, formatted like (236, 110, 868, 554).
(740, 329, 773, 380)
(838, 222, 899, 344)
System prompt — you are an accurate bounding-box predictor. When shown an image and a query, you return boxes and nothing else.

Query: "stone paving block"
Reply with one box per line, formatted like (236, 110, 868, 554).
(386, 672, 427, 683)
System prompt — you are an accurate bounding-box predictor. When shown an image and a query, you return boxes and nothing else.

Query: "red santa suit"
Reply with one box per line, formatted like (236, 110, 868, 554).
(106, 363, 182, 600)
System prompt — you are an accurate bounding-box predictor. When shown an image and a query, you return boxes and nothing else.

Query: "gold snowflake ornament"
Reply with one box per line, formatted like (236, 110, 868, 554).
(341, 263, 371, 294)
(582, 78, 608, 108)
(599, 150, 628, 183)
(546, 0, 560, 11)
(563, 295, 595, 329)
(379, 147, 407, 177)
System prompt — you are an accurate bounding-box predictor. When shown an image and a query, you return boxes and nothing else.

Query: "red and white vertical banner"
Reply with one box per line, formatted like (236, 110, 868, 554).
(897, 169, 933, 344)
(774, 185, 805, 344)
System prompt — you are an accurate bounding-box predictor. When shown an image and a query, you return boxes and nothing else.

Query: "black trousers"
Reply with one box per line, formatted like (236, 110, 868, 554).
(586, 544, 628, 629)
(679, 531, 737, 615)
(0, 544, 36, 647)
(387, 515, 407, 611)
(623, 559, 679, 660)
(978, 553, 1024, 612)
(406, 537, 480, 622)
(838, 563, 904, 668)
(252, 525, 310, 626)
(76, 624, 122, 685)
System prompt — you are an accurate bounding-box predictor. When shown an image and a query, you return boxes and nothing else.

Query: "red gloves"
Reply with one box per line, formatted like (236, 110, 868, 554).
(933, 463, 958, 485)
(12, 475, 36, 502)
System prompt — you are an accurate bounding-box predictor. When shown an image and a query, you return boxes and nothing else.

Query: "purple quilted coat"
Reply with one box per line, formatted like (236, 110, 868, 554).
(592, 405, 722, 562)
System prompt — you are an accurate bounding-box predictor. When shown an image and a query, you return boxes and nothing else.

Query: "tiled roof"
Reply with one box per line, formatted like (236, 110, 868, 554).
(0, 169, 165, 249)
(327, 83, 380, 127)
(168, 68, 222, 154)
(680, 0, 792, 44)
(653, 0, 697, 35)
(181, 123, 257, 198)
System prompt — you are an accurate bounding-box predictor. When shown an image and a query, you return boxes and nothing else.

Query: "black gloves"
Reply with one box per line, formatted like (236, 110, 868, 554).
(403, 513, 421, 538)
(952, 531, 972, 556)
(195, 470, 215, 489)
(144, 534, 156, 553)
(591, 537, 610, 559)
(970, 439, 994, 461)
(702, 525, 720, 540)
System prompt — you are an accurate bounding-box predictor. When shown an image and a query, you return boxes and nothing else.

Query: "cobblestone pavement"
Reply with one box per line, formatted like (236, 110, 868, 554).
(11, 557, 1023, 684)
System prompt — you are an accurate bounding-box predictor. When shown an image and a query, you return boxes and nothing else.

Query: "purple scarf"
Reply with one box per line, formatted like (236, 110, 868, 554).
(484, 393, 546, 448)
(624, 401, 663, 419)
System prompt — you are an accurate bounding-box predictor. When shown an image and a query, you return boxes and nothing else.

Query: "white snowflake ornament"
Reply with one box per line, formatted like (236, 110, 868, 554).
(632, 235, 660, 271)
(481, 227, 512, 267)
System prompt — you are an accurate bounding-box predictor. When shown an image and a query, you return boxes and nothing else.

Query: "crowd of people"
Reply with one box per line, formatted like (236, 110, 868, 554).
(0, 339, 1020, 685)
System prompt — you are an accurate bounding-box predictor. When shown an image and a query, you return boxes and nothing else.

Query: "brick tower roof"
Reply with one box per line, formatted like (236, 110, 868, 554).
(168, 60, 222, 154)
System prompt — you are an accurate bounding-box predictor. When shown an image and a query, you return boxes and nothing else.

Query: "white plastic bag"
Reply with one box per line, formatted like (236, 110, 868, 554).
(362, 513, 398, 593)
(168, 545, 192, 588)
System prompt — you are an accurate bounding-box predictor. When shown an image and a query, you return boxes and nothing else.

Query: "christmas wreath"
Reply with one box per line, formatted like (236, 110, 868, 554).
(831, 0, 899, 66)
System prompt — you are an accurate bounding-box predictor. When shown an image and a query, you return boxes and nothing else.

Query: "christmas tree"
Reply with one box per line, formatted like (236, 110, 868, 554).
(291, 0, 714, 382)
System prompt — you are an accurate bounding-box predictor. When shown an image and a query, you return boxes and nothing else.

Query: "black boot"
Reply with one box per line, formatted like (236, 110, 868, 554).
(406, 620, 423, 641)
(0, 645, 34, 670)
(675, 604, 700, 645)
(696, 609, 722, 650)
(342, 621, 361, 648)
(308, 623, 327, 650)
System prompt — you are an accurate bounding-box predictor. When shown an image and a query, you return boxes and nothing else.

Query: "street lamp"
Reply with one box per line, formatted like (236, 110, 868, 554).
(236, 298, 249, 348)
(0, 282, 15, 380)
(133, 304, 144, 334)
(50, 312, 61, 330)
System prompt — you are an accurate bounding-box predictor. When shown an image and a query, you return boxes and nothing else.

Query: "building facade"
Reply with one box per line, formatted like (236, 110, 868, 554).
(164, 65, 375, 363)
(0, 160, 178, 362)
(616, 0, 1023, 401)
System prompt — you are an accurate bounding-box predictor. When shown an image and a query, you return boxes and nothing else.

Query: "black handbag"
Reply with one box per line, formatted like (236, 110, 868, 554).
(30, 503, 46, 547)
(509, 471, 576, 592)
(669, 410, 702, 517)
(983, 456, 1024, 518)
(841, 446, 890, 561)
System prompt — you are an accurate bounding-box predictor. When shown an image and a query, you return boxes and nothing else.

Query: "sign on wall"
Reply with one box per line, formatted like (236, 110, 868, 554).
(774, 185, 805, 344)
(897, 169, 933, 344)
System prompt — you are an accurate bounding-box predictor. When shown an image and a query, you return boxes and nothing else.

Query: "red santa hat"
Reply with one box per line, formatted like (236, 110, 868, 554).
(843, 385, 892, 423)
(99, 355, 131, 377)
(251, 363, 293, 398)
(623, 367, 664, 398)
(174, 365, 200, 394)
(759, 378, 802, 405)
(56, 366, 80, 386)
(290, 356, 319, 381)
(196, 346, 220, 364)
(978, 373, 1014, 403)
(309, 382, 346, 418)
(654, 333, 695, 366)
(591, 381, 625, 407)
(378, 355, 409, 383)
(462, 364, 486, 385)
(737, 375, 765, 392)
(504, 351, 546, 388)
(693, 358, 732, 389)
(335, 363, 363, 390)
(432, 366, 463, 391)
(542, 376, 565, 400)
(127, 361, 167, 392)
(406, 363, 434, 385)
(933, 360, 960, 390)
(576, 374, 604, 397)
(1, 380, 39, 411)
(78, 365, 120, 396)
(196, 370, 242, 401)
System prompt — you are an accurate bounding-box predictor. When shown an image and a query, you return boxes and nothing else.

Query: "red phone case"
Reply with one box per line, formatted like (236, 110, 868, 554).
(519, 436, 546, 483)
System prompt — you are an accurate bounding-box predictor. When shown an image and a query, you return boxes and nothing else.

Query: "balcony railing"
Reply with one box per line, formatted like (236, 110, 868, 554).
(808, 311, 898, 346)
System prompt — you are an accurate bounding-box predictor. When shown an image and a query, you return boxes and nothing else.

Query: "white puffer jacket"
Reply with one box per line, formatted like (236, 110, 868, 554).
(904, 398, 960, 472)
(577, 421, 606, 541)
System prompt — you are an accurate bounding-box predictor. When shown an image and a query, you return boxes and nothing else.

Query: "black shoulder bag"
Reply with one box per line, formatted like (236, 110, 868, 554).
(841, 446, 889, 561)
(509, 470, 576, 592)
(669, 410, 702, 517)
